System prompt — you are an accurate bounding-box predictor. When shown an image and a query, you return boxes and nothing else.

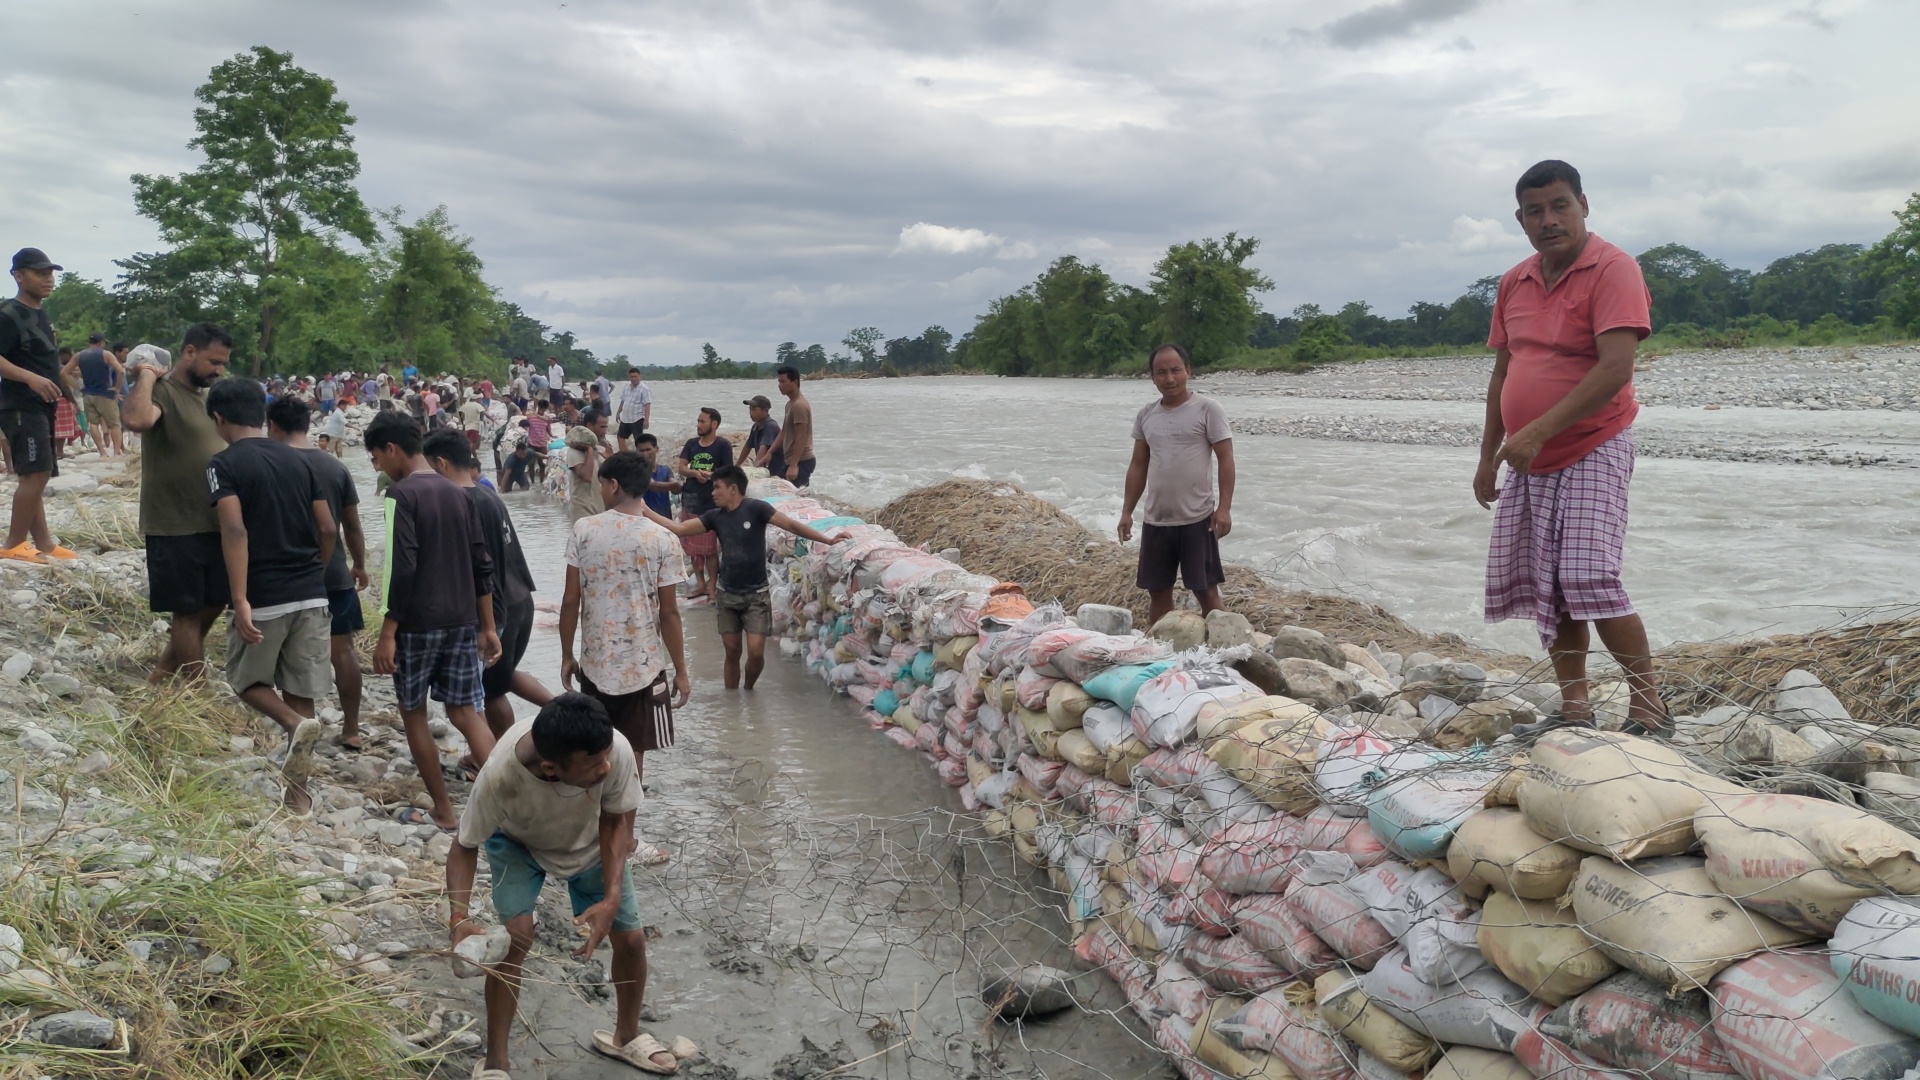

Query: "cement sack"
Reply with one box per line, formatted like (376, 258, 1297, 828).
(1022, 626, 1101, 674)
(1133, 665, 1262, 748)
(1359, 948, 1537, 1052)
(1365, 758, 1503, 862)
(1154, 958, 1215, 1021)
(1106, 737, 1151, 786)
(1284, 854, 1396, 968)
(1232, 893, 1342, 977)
(1197, 763, 1276, 830)
(942, 730, 968, 762)
(914, 718, 941, 756)
(1138, 814, 1202, 893)
(1082, 703, 1132, 753)
(1427, 1048, 1532, 1080)
(1081, 659, 1176, 711)
(1050, 632, 1174, 685)
(1301, 807, 1391, 868)
(1315, 970, 1438, 1073)
(1208, 711, 1334, 816)
(1017, 753, 1065, 799)
(1137, 746, 1215, 792)
(894, 700, 922, 732)
(1170, 882, 1239, 939)
(1191, 996, 1304, 1080)
(1355, 1050, 1414, 1080)
(966, 754, 995, 789)
(1182, 932, 1296, 995)
(1517, 729, 1744, 861)
(976, 770, 1020, 809)
(1446, 807, 1581, 901)
(1510, 1027, 1635, 1080)
(1195, 694, 1325, 746)
(1570, 856, 1810, 993)
(1158, 1016, 1236, 1080)
(1103, 884, 1164, 957)
(1081, 781, 1135, 828)
(1346, 863, 1489, 984)
(1015, 667, 1062, 711)
(1075, 924, 1161, 1023)
(933, 635, 976, 671)
(1220, 986, 1359, 1080)
(1009, 803, 1044, 866)
(1314, 728, 1415, 814)
(1538, 971, 1738, 1080)
(882, 726, 917, 750)
(1054, 763, 1098, 802)
(1200, 815, 1309, 895)
(1710, 949, 1920, 1080)
(1475, 892, 1617, 1006)
(1830, 897, 1920, 1038)
(1695, 791, 1920, 937)
(1056, 729, 1106, 773)
(1484, 751, 1529, 808)
(1045, 680, 1094, 731)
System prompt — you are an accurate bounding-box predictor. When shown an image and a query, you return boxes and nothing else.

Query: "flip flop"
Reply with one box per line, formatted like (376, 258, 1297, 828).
(333, 735, 364, 753)
(391, 806, 457, 835)
(591, 1030, 678, 1075)
(35, 545, 78, 561)
(280, 717, 323, 785)
(470, 1062, 512, 1080)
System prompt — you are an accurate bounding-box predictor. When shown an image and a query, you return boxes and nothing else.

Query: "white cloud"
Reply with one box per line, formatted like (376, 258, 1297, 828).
(1447, 215, 1524, 255)
(894, 222, 1004, 256)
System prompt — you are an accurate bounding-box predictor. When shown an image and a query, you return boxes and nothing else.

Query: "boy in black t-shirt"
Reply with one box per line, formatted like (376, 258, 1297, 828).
(207, 378, 337, 815)
(0, 248, 76, 564)
(644, 465, 846, 690)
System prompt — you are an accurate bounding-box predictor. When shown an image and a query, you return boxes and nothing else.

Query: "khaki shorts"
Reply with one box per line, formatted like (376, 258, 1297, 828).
(716, 589, 772, 637)
(82, 394, 120, 429)
(226, 605, 333, 699)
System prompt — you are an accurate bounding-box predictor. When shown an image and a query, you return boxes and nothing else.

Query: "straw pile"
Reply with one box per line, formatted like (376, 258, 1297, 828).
(870, 480, 1512, 666)
(1659, 613, 1920, 727)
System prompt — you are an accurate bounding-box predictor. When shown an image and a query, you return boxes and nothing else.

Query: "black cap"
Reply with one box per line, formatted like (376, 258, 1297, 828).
(743, 395, 772, 409)
(10, 248, 60, 272)
(87, 332, 105, 344)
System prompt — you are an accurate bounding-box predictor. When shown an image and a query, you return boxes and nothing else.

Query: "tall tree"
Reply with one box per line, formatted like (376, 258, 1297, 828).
(43, 274, 115, 344)
(1637, 244, 1751, 331)
(1149, 233, 1274, 363)
(131, 46, 378, 373)
(1867, 192, 1920, 334)
(373, 207, 500, 374)
(842, 326, 884, 369)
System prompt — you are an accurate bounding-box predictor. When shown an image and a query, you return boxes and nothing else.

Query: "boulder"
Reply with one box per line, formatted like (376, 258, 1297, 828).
(1340, 643, 1393, 683)
(1724, 717, 1817, 766)
(1401, 660, 1485, 703)
(1204, 610, 1256, 650)
(1268, 625, 1345, 669)
(1275, 658, 1356, 710)
(1773, 668, 1852, 724)
(1865, 772, 1920, 833)
(1150, 611, 1207, 652)
(1428, 698, 1535, 749)
(44, 474, 99, 495)
(1232, 650, 1287, 696)
(1075, 603, 1134, 637)
(28, 1010, 116, 1049)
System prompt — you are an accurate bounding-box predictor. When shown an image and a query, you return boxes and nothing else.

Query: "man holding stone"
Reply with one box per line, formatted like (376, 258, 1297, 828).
(1475, 159, 1662, 737)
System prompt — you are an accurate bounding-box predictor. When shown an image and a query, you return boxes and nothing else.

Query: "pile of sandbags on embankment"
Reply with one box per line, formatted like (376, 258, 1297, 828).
(747, 476, 1920, 1080)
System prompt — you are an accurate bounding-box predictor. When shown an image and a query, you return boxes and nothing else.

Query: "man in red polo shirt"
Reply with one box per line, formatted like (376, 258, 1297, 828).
(1474, 160, 1662, 738)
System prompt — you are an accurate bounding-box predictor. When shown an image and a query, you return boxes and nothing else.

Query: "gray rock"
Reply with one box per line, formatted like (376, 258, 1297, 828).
(1773, 668, 1852, 724)
(0, 652, 31, 682)
(356, 871, 395, 890)
(1797, 724, 1841, 754)
(1204, 610, 1256, 650)
(28, 1010, 116, 1049)
(375, 822, 410, 847)
(1402, 660, 1486, 702)
(1339, 643, 1393, 682)
(452, 925, 513, 978)
(36, 673, 80, 698)
(0, 925, 21, 973)
(1267, 625, 1345, 669)
(75, 750, 111, 775)
(373, 940, 412, 958)
(1368, 646, 1403, 678)
(6, 591, 35, 609)
(200, 953, 232, 975)
(1276, 658, 1357, 710)
(1232, 650, 1287, 696)
(1149, 610, 1207, 652)
(1865, 772, 1920, 833)
(1074, 603, 1134, 636)
(1429, 698, 1531, 748)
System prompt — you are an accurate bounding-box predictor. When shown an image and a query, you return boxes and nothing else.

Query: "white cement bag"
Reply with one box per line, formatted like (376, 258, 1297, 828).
(1511, 1027, 1635, 1080)
(1695, 791, 1920, 937)
(1359, 947, 1538, 1052)
(1570, 855, 1810, 993)
(1518, 728, 1744, 861)
(1446, 807, 1582, 901)
(1315, 969, 1437, 1073)
(1538, 970, 1739, 1080)
(1285, 854, 1396, 968)
(1216, 988, 1357, 1080)
(1475, 891, 1617, 1006)
(1831, 897, 1920, 1039)
(1082, 703, 1133, 753)
(1710, 949, 1920, 1080)
(1132, 664, 1261, 748)
(1345, 863, 1488, 984)
(1427, 1047, 1532, 1080)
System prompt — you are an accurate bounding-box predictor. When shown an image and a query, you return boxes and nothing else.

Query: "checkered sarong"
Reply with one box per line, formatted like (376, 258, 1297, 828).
(1485, 428, 1637, 649)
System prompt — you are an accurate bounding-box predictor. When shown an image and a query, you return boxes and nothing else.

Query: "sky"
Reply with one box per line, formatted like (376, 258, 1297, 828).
(3, 0, 1914, 366)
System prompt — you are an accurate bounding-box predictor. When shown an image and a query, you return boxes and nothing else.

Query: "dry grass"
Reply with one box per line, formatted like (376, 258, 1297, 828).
(59, 500, 142, 553)
(1659, 610, 1920, 726)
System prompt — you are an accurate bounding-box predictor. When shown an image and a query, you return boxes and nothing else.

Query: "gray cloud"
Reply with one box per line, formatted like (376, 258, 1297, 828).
(1316, 0, 1491, 48)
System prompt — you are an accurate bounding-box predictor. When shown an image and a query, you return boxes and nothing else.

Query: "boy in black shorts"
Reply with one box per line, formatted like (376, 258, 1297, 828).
(365, 412, 501, 833)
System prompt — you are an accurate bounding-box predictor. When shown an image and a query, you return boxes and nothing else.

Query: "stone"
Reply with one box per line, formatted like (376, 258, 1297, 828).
(0, 652, 31, 682)
(1773, 668, 1852, 724)
(45, 474, 99, 495)
(28, 1010, 116, 1049)
(1204, 610, 1256, 650)
(1865, 772, 1920, 833)
(75, 750, 112, 775)
(1509, 682, 1563, 716)
(1347, 672, 1397, 712)
(7, 591, 36, 609)
(1339, 643, 1392, 683)
(0, 924, 22, 973)
(1275, 658, 1357, 710)
(1267, 625, 1345, 669)
(1401, 660, 1485, 703)
(1428, 698, 1531, 749)
(426, 833, 454, 862)
(200, 953, 232, 975)
(427, 718, 451, 738)
(357, 871, 395, 890)
(1369, 647, 1404, 677)
(230, 736, 255, 754)
(374, 940, 412, 958)
(1796, 724, 1841, 754)
(1231, 650, 1287, 696)
(1074, 603, 1133, 636)
(375, 822, 410, 847)
(1149, 610, 1206, 652)
(452, 925, 513, 978)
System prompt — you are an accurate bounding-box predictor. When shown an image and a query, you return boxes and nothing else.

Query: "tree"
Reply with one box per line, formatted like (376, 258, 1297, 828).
(1148, 233, 1274, 364)
(700, 343, 723, 374)
(1749, 244, 1874, 326)
(44, 274, 115, 345)
(842, 326, 884, 369)
(1637, 244, 1751, 331)
(800, 344, 828, 372)
(373, 207, 500, 374)
(1866, 192, 1920, 334)
(131, 46, 378, 374)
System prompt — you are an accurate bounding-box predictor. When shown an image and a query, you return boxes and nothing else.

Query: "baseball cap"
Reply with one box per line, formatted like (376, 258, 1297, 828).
(10, 248, 61, 272)
(743, 395, 772, 409)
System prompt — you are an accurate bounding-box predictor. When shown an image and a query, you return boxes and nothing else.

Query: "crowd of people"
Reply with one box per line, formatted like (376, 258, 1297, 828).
(0, 157, 1657, 1077)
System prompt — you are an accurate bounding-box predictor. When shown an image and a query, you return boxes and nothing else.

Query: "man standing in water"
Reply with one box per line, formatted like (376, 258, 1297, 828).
(767, 365, 815, 487)
(645, 465, 846, 690)
(0, 248, 77, 564)
(123, 325, 235, 681)
(1117, 344, 1234, 626)
(674, 407, 733, 603)
(1475, 160, 1661, 737)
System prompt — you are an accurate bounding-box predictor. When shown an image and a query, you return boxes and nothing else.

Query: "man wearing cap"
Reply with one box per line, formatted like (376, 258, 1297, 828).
(741, 395, 780, 469)
(0, 249, 78, 563)
(615, 367, 651, 450)
(70, 332, 126, 457)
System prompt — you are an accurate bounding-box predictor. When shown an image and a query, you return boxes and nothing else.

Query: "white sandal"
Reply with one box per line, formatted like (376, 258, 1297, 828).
(591, 1029, 679, 1075)
(471, 1062, 512, 1079)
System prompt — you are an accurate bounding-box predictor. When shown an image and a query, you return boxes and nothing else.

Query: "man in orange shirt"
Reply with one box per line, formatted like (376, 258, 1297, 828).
(1474, 160, 1663, 737)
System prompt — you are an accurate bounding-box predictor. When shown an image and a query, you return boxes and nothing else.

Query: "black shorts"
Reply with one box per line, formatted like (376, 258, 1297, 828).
(328, 587, 365, 637)
(146, 533, 230, 614)
(0, 406, 58, 478)
(617, 419, 645, 441)
(579, 670, 675, 754)
(768, 450, 815, 488)
(482, 598, 534, 700)
(1136, 518, 1225, 594)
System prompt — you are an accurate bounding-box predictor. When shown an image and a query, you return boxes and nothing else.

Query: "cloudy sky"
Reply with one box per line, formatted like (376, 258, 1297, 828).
(4, 0, 1913, 365)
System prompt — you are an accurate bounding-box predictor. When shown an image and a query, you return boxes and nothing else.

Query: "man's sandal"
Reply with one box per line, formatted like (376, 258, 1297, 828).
(470, 1062, 511, 1080)
(591, 1030, 679, 1074)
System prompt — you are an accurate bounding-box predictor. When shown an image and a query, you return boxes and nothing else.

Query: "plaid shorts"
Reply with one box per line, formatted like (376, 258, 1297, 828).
(1485, 428, 1637, 649)
(392, 624, 485, 711)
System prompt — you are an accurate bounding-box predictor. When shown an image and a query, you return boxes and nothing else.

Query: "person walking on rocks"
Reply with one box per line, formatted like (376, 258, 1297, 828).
(1474, 159, 1663, 737)
(560, 450, 690, 865)
(365, 411, 503, 832)
(1118, 343, 1234, 626)
(268, 397, 370, 752)
(768, 365, 815, 487)
(644, 465, 846, 690)
(207, 379, 335, 815)
(674, 408, 733, 603)
(123, 323, 235, 681)
(0, 248, 79, 564)
(446, 692, 687, 1078)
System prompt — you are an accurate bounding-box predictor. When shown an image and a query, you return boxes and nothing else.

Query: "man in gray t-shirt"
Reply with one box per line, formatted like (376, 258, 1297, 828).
(1118, 343, 1235, 624)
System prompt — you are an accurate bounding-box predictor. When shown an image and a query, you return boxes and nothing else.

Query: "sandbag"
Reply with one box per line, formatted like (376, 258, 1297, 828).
(1153, 958, 1214, 1021)
(1315, 970, 1437, 1074)
(1182, 933, 1295, 995)
(1082, 660, 1176, 711)
(933, 635, 977, 671)
(1023, 626, 1101, 674)
(1510, 1027, 1634, 1080)
(1695, 791, 1920, 937)
(1711, 950, 1920, 1080)
(1195, 694, 1324, 745)
(1207, 711, 1333, 816)
(1046, 680, 1094, 731)
(1169, 882, 1239, 939)
(1082, 703, 1133, 753)
(1570, 855, 1810, 993)
(1284, 856, 1396, 969)
(1191, 997, 1301, 1080)
(1300, 807, 1391, 868)
(1138, 746, 1215, 792)
(1345, 862, 1488, 985)
(1476, 891, 1617, 1006)
(1427, 1047, 1532, 1080)
(1365, 758, 1503, 862)
(1539, 971, 1739, 1080)
(1133, 665, 1262, 748)
(1220, 986, 1358, 1080)
(1196, 764, 1274, 831)
(1137, 815, 1201, 893)
(1200, 815, 1308, 895)
(1446, 807, 1581, 901)
(1074, 924, 1159, 1023)
(1831, 897, 1920, 1039)
(1055, 729, 1106, 773)
(1231, 893, 1341, 978)
(1017, 753, 1066, 799)
(1518, 729, 1744, 861)
(1106, 737, 1151, 786)
(1359, 947, 1537, 1052)
(1015, 667, 1062, 711)
(1050, 632, 1174, 685)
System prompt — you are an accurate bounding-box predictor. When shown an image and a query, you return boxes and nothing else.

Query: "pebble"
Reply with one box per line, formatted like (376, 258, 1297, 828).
(375, 822, 410, 847)
(7, 591, 35, 609)
(0, 652, 31, 682)
(75, 750, 112, 775)
(200, 953, 232, 975)
(28, 1010, 117, 1049)
(0, 924, 21, 973)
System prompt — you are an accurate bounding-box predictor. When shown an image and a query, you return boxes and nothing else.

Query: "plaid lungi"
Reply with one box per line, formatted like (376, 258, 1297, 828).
(1485, 428, 1637, 649)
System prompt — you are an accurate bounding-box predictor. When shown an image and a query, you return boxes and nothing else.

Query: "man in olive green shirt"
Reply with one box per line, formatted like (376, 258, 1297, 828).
(121, 323, 235, 683)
